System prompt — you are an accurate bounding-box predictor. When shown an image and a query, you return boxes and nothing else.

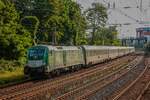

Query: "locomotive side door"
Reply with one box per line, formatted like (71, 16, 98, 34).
(48, 50, 54, 72)
(63, 50, 67, 67)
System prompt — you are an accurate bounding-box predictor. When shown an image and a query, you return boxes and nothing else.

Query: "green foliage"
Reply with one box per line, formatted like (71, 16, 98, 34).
(21, 16, 40, 45)
(60, 1, 87, 45)
(0, 59, 22, 72)
(15, 0, 51, 20)
(94, 26, 120, 45)
(0, 0, 4, 9)
(45, 15, 64, 44)
(84, 3, 108, 44)
(0, 0, 32, 61)
(112, 39, 121, 46)
(15, 0, 87, 45)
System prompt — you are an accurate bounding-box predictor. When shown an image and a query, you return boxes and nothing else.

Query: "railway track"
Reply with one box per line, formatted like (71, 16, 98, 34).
(138, 82, 150, 100)
(0, 55, 133, 96)
(105, 56, 150, 100)
(56, 55, 144, 100)
(0, 55, 137, 100)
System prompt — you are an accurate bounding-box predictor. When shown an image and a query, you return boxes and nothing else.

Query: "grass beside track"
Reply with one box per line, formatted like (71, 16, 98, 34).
(0, 68, 25, 86)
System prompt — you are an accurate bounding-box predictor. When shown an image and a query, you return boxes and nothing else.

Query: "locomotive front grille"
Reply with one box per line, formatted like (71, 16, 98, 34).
(24, 66, 45, 77)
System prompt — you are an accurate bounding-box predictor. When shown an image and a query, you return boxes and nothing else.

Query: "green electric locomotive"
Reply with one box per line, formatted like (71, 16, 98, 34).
(24, 45, 84, 77)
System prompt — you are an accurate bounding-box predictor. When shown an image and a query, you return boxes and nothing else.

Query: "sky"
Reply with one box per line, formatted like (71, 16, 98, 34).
(76, 0, 150, 39)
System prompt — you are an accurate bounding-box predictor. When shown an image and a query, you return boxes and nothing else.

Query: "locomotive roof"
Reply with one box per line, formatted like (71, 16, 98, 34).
(33, 45, 81, 51)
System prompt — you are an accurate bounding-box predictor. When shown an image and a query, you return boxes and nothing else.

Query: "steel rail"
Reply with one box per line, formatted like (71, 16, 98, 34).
(113, 59, 148, 100)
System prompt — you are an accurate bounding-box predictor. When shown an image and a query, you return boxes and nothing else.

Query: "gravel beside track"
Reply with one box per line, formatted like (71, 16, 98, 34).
(0, 57, 124, 96)
(103, 56, 150, 100)
(134, 57, 150, 100)
(57, 55, 144, 100)
(139, 82, 150, 100)
(0, 55, 132, 95)
(109, 56, 150, 100)
(0, 55, 136, 100)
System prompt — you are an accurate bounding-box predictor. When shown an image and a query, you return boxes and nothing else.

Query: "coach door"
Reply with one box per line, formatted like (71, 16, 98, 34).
(63, 50, 67, 66)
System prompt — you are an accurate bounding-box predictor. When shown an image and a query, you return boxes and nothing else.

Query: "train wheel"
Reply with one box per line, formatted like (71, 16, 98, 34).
(56, 70, 60, 76)
(51, 70, 60, 77)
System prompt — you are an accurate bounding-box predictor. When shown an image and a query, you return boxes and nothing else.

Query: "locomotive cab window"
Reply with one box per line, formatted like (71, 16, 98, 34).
(28, 48, 46, 60)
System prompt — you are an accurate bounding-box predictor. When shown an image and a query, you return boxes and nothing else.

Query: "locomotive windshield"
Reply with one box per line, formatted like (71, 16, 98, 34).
(28, 48, 45, 60)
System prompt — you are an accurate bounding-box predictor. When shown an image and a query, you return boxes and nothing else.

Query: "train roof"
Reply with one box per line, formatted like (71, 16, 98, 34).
(55, 46, 81, 50)
(82, 46, 109, 50)
(29, 45, 134, 51)
(32, 45, 81, 51)
(81, 45, 133, 50)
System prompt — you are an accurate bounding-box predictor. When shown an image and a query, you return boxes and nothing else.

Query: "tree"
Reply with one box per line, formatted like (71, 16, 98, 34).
(44, 0, 87, 45)
(0, 0, 32, 61)
(45, 15, 64, 45)
(21, 16, 40, 45)
(84, 3, 107, 44)
(15, 0, 51, 20)
(44, 0, 65, 45)
(60, 0, 87, 45)
(94, 26, 120, 45)
(14, 0, 87, 45)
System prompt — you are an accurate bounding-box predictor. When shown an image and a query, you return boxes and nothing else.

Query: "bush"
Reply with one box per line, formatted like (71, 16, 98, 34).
(0, 0, 32, 61)
(0, 59, 23, 72)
